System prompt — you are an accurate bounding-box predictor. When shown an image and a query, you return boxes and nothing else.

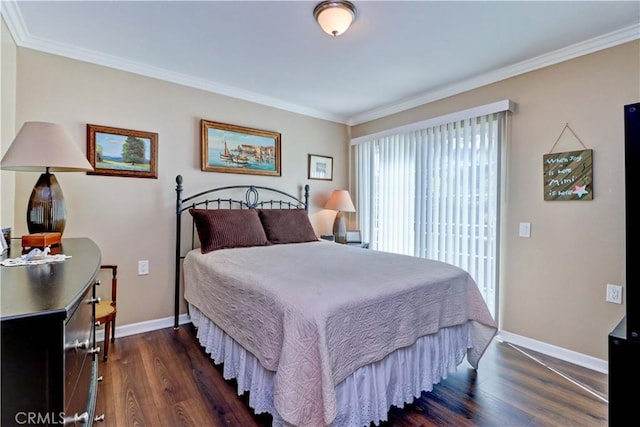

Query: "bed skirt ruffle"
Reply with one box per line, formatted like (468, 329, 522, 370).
(189, 303, 471, 427)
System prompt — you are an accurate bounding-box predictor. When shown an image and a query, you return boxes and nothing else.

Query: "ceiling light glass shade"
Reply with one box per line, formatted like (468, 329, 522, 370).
(1, 121, 93, 235)
(314, 1, 357, 37)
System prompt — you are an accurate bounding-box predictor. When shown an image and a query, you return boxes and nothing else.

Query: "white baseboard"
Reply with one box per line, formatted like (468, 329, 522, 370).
(497, 330, 608, 374)
(95, 313, 191, 343)
(96, 316, 608, 375)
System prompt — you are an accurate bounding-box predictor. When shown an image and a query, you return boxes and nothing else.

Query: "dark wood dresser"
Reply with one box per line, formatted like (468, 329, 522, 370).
(1, 238, 103, 426)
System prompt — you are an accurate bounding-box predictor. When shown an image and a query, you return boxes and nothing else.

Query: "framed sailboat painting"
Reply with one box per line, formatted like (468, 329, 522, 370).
(201, 119, 281, 176)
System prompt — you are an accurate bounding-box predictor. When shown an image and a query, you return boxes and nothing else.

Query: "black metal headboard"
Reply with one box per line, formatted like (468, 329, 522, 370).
(173, 174, 310, 328)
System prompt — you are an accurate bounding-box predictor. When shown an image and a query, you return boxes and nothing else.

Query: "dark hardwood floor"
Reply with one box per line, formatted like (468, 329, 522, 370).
(95, 324, 608, 427)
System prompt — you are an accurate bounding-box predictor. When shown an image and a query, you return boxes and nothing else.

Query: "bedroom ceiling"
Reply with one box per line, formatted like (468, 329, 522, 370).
(2, 1, 639, 125)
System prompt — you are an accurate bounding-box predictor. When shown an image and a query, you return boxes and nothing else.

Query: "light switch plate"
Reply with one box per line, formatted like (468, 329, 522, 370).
(519, 222, 531, 238)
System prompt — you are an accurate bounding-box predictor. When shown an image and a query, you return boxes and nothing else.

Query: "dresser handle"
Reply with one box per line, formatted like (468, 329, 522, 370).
(62, 412, 88, 425)
(70, 339, 90, 351)
(97, 375, 104, 382)
(88, 346, 100, 355)
(94, 414, 105, 422)
(87, 297, 101, 305)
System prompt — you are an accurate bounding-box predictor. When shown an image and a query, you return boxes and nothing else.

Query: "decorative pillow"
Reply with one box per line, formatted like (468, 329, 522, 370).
(257, 209, 318, 244)
(189, 208, 270, 254)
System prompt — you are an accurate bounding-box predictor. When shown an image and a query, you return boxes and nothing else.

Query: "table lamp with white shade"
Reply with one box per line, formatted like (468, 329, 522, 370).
(0, 121, 94, 236)
(324, 189, 355, 244)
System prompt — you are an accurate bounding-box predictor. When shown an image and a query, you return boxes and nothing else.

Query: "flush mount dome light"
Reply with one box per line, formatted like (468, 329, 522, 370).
(313, 0, 357, 37)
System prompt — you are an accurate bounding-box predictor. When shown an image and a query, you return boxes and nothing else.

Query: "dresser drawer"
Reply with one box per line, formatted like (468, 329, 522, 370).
(64, 284, 95, 409)
(65, 357, 95, 424)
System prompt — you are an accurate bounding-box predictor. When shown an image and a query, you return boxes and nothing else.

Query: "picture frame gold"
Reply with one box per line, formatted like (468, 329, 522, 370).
(201, 119, 281, 176)
(86, 124, 158, 179)
(308, 154, 333, 181)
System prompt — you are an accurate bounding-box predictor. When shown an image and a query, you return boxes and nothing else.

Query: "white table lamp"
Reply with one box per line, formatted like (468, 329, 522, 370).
(324, 189, 355, 243)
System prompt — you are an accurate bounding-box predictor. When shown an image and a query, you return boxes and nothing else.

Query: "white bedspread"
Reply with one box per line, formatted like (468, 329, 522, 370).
(183, 241, 497, 427)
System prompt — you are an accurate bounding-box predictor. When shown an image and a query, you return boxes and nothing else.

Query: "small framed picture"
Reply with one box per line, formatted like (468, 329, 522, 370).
(86, 124, 158, 179)
(346, 230, 362, 243)
(0, 227, 9, 254)
(308, 154, 333, 181)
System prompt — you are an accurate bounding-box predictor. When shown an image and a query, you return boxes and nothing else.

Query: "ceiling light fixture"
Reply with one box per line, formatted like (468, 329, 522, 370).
(313, 1, 357, 37)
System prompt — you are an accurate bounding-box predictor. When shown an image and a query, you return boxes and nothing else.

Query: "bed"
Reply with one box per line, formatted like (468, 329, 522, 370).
(173, 175, 497, 427)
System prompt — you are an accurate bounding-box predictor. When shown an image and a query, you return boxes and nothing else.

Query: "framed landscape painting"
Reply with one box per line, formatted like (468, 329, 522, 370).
(86, 124, 158, 179)
(201, 119, 281, 176)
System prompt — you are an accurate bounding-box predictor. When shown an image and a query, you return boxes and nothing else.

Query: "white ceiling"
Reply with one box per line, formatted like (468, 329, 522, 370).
(2, 1, 639, 125)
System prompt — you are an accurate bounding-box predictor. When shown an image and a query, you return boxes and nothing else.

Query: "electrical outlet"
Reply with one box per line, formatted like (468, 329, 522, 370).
(138, 260, 149, 276)
(606, 284, 622, 304)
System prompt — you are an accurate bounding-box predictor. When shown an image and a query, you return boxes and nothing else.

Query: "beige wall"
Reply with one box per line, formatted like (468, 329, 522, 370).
(352, 41, 640, 361)
(5, 25, 639, 362)
(9, 48, 348, 326)
(1, 16, 17, 232)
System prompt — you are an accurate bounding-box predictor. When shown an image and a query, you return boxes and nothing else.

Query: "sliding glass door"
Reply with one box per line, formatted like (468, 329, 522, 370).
(352, 108, 508, 318)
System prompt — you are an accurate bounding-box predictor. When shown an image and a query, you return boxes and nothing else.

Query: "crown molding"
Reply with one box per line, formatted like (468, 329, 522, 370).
(348, 24, 640, 126)
(3, 4, 638, 128)
(0, 2, 348, 124)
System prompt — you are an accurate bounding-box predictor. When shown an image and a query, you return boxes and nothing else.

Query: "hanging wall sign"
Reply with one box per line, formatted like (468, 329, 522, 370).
(543, 149, 593, 201)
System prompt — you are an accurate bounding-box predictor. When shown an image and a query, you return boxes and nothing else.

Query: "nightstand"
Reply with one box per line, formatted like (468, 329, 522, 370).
(345, 230, 369, 248)
(347, 242, 369, 249)
(320, 232, 368, 248)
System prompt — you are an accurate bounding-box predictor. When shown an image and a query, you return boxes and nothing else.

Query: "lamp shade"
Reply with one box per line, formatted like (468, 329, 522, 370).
(324, 189, 355, 212)
(313, 1, 357, 37)
(1, 121, 93, 236)
(1, 121, 93, 172)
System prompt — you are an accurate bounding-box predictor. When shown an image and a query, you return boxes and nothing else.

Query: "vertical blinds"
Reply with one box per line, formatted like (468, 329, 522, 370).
(352, 107, 509, 317)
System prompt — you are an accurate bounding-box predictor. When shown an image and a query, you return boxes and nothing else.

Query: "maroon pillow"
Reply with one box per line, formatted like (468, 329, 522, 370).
(189, 209, 269, 253)
(257, 209, 318, 244)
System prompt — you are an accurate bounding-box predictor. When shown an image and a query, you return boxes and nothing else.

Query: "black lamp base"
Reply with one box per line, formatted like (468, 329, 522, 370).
(27, 172, 66, 235)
